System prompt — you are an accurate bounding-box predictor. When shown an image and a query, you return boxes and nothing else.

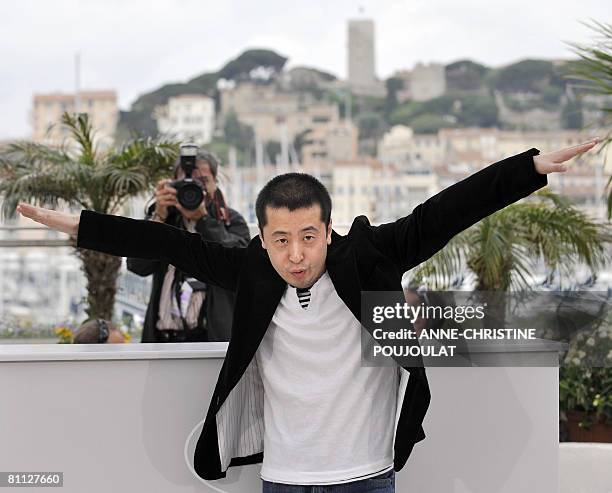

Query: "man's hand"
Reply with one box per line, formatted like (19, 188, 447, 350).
(175, 200, 208, 221)
(15, 203, 80, 236)
(533, 138, 600, 174)
(153, 179, 176, 220)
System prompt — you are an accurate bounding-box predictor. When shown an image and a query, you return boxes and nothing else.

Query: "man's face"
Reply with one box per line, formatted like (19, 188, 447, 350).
(177, 159, 217, 197)
(260, 204, 332, 289)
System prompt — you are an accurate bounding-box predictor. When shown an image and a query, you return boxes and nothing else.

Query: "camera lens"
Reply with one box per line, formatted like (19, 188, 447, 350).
(177, 182, 204, 210)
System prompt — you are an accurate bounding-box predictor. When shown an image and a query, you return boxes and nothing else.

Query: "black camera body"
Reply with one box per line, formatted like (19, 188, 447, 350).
(170, 143, 205, 210)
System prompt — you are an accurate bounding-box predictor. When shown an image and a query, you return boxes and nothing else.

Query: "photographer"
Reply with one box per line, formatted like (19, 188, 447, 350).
(127, 148, 250, 343)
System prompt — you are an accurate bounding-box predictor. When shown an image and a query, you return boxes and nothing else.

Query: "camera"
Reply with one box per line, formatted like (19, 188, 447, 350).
(170, 143, 205, 210)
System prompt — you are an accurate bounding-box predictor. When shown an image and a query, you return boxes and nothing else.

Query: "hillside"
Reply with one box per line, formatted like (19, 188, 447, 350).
(117, 48, 590, 143)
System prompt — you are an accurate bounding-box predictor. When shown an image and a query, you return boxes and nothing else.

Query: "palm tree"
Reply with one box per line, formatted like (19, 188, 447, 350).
(411, 190, 609, 292)
(0, 112, 179, 320)
(412, 191, 609, 328)
(565, 20, 612, 217)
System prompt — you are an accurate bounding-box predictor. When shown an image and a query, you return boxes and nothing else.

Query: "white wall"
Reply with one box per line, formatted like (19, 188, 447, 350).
(0, 343, 562, 493)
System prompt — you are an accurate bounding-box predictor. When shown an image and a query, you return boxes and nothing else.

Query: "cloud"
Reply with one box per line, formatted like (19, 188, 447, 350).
(0, 0, 607, 138)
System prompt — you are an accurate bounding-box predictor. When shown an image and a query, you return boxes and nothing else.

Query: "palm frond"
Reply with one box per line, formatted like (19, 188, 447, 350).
(93, 137, 179, 213)
(60, 112, 97, 165)
(0, 140, 93, 218)
(410, 190, 609, 292)
(411, 233, 469, 289)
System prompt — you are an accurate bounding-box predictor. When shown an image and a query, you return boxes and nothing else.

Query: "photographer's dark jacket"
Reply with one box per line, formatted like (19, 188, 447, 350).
(76, 149, 547, 480)
(126, 204, 250, 342)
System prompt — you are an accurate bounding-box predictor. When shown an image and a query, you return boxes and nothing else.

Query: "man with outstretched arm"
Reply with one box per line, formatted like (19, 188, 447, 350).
(16, 140, 599, 493)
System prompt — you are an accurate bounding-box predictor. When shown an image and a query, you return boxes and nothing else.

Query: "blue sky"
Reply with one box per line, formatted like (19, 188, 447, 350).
(0, 0, 609, 138)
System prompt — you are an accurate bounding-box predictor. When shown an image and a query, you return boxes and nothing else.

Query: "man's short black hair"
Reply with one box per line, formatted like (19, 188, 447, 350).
(256, 173, 332, 231)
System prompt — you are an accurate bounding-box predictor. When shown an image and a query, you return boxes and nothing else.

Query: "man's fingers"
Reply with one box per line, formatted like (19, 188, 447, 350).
(554, 139, 599, 162)
(156, 178, 172, 189)
(16, 202, 51, 227)
(156, 187, 176, 196)
(157, 199, 177, 207)
(16, 203, 42, 222)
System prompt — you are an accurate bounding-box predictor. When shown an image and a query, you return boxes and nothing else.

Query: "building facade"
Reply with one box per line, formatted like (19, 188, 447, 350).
(31, 91, 118, 148)
(347, 19, 385, 97)
(155, 94, 215, 144)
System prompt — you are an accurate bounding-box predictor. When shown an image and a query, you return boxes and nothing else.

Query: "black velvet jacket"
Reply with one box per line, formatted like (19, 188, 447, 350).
(76, 148, 547, 480)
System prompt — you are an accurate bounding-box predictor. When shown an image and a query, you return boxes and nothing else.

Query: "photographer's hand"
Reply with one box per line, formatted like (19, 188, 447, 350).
(175, 198, 208, 221)
(15, 203, 80, 236)
(153, 179, 177, 221)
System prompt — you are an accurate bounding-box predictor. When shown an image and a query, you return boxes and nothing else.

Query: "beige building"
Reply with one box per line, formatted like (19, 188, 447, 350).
(410, 63, 446, 102)
(371, 160, 440, 222)
(378, 125, 609, 218)
(155, 94, 215, 144)
(31, 91, 118, 148)
(330, 160, 375, 225)
(394, 63, 447, 103)
(220, 81, 341, 144)
(378, 125, 445, 170)
(301, 121, 358, 165)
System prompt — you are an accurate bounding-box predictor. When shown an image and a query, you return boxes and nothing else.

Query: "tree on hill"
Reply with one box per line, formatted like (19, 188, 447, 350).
(390, 93, 498, 129)
(223, 112, 255, 153)
(116, 77, 219, 141)
(384, 77, 404, 117)
(492, 59, 564, 93)
(117, 49, 289, 140)
(218, 49, 288, 81)
(446, 60, 489, 91)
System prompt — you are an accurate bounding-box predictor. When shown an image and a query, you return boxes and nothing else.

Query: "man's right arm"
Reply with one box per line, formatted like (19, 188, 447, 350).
(16, 203, 246, 291)
(125, 208, 163, 277)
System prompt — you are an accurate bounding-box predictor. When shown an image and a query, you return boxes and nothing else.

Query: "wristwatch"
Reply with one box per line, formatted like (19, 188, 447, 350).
(151, 211, 167, 222)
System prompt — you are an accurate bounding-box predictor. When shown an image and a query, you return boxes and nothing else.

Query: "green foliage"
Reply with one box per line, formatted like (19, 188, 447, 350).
(413, 190, 610, 291)
(560, 359, 612, 426)
(265, 140, 282, 163)
(116, 109, 159, 142)
(384, 77, 404, 117)
(446, 60, 490, 92)
(0, 112, 179, 217)
(223, 112, 254, 153)
(117, 49, 288, 140)
(357, 112, 387, 140)
(390, 101, 425, 126)
(390, 93, 498, 130)
(0, 113, 180, 320)
(410, 113, 451, 134)
(542, 86, 563, 105)
(457, 94, 499, 127)
(565, 20, 612, 218)
(494, 59, 562, 93)
(218, 49, 288, 81)
(325, 90, 349, 119)
(562, 99, 584, 129)
(293, 129, 312, 163)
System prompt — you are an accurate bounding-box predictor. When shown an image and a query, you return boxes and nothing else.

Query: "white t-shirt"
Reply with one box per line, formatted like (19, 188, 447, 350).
(255, 271, 398, 485)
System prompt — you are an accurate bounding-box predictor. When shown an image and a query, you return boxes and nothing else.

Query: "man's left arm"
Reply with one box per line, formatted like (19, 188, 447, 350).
(371, 140, 599, 273)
